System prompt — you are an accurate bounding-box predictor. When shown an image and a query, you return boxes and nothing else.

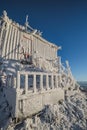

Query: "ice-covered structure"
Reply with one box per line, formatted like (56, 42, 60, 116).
(0, 10, 79, 123)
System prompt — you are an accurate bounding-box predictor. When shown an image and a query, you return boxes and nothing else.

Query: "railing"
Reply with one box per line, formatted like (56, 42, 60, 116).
(16, 71, 61, 94)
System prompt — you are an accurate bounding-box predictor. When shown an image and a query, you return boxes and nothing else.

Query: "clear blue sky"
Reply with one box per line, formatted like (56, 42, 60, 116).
(0, 0, 87, 81)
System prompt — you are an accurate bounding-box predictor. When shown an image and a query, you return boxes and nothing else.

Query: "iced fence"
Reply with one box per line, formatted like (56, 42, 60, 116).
(16, 71, 62, 93)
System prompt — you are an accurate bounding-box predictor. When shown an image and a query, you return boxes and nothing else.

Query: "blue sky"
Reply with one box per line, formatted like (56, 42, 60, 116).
(0, 0, 87, 81)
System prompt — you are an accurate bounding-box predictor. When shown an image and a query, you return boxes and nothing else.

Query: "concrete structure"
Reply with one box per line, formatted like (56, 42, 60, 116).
(0, 11, 76, 120)
(4, 71, 64, 118)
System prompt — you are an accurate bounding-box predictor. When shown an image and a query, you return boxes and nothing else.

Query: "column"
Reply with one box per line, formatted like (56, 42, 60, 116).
(51, 75, 54, 89)
(55, 75, 58, 88)
(40, 74, 43, 91)
(25, 74, 28, 94)
(17, 71, 20, 89)
(59, 74, 61, 87)
(46, 74, 49, 90)
(33, 74, 36, 93)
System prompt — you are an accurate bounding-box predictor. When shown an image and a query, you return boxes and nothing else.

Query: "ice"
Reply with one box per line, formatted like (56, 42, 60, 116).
(0, 61, 87, 130)
(0, 87, 86, 130)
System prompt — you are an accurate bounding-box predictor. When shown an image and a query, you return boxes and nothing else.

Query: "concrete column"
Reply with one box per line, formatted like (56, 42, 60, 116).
(33, 74, 36, 93)
(25, 74, 28, 94)
(51, 75, 54, 89)
(46, 74, 49, 90)
(40, 74, 43, 91)
(58, 75, 61, 87)
(55, 75, 58, 88)
(17, 71, 20, 89)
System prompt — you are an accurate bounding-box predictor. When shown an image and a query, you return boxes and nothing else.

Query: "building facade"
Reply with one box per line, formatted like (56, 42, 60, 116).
(0, 11, 77, 120)
(0, 11, 59, 63)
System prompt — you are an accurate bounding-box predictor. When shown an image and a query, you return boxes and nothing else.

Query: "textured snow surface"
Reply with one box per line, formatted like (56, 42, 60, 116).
(0, 88, 87, 130)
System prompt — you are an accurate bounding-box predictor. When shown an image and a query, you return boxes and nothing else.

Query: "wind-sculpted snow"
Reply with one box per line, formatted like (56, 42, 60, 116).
(39, 92, 86, 130)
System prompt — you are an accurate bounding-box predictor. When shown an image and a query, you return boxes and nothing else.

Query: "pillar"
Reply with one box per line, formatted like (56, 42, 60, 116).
(46, 74, 49, 90)
(40, 74, 43, 91)
(58, 74, 61, 87)
(51, 75, 54, 89)
(33, 74, 36, 93)
(55, 75, 58, 88)
(25, 74, 28, 94)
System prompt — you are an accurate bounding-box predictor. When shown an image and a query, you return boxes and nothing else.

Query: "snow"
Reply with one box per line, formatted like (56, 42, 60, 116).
(0, 84, 87, 130)
(0, 12, 86, 129)
(0, 60, 87, 130)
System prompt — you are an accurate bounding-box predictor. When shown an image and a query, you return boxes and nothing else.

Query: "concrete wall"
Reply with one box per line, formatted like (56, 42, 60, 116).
(17, 88, 64, 118)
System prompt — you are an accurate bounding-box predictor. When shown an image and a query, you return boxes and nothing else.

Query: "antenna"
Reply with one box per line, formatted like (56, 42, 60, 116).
(26, 15, 28, 24)
(25, 15, 33, 31)
(25, 15, 29, 30)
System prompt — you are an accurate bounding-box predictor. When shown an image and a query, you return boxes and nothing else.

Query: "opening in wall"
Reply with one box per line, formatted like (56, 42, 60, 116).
(20, 74, 25, 89)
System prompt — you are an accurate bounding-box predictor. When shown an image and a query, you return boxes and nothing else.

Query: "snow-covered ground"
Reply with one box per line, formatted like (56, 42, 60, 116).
(0, 85, 87, 130)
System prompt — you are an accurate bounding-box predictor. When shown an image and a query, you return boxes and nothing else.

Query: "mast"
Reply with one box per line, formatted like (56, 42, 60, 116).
(25, 15, 34, 31)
